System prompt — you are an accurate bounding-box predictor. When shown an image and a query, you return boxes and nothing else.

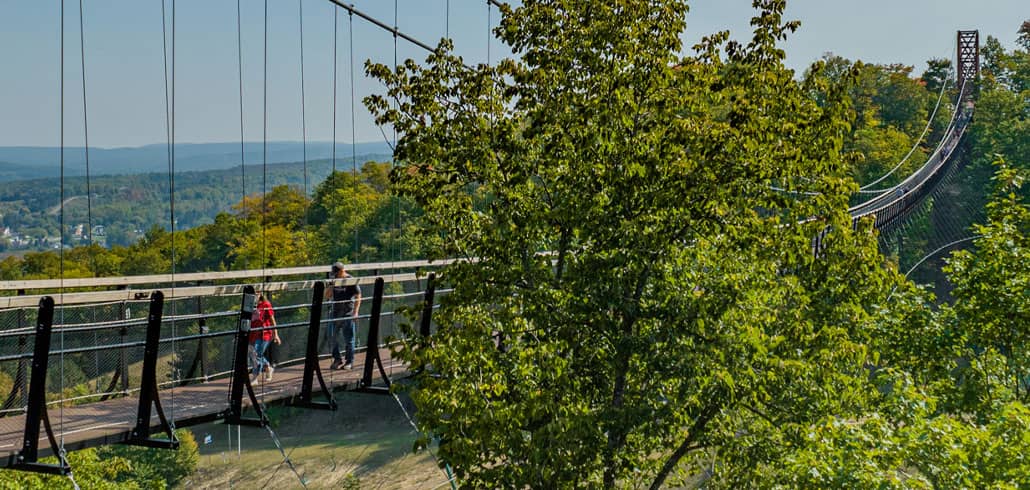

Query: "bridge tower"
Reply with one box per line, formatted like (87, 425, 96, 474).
(956, 30, 979, 96)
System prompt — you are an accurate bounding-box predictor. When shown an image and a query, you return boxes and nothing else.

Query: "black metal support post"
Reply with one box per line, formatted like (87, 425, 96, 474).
(10, 297, 71, 475)
(124, 292, 179, 449)
(419, 273, 436, 338)
(225, 286, 267, 427)
(358, 278, 391, 394)
(287, 282, 337, 410)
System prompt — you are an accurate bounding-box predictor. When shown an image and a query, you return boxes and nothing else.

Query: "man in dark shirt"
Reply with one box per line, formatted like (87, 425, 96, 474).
(326, 262, 362, 369)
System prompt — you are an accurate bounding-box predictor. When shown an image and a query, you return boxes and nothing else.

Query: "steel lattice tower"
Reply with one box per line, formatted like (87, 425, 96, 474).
(956, 30, 979, 97)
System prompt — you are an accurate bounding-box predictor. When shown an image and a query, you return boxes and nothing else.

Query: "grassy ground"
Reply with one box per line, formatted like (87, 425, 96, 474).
(179, 391, 449, 489)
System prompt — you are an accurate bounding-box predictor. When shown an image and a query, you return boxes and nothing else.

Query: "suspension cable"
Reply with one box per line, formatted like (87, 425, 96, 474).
(324, 1, 435, 53)
(59, 0, 67, 461)
(262, 0, 268, 276)
(857, 53, 956, 192)
(159, 0, 173, 427)
(237, 0, 246, 205)
(349, 10, 357, 257)
(168, 0, 179, 427)
(77, 0, 101, 429)
(332, 7, 337, 173)
(78, 0, 95, 275)
(393, 0, 399, 264)
(486, 0, 491, 66)
(857, 77, 969, 196)
(299, 0, 308, 197)
(887, 235, 981, 301)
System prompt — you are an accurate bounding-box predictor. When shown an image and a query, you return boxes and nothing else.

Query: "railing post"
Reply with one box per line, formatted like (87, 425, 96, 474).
(124, 291, 179, 449)
(419, 273, 436, 338)
(225, 285, 266, 427)
(286, 281, 337, 410)
(11, 296, 71, 475)
(358, 278, 391, 394)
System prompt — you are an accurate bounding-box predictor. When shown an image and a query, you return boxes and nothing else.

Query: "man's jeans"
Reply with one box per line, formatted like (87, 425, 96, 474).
(253, 338, 271, 375)
(328, 317, 356, 364)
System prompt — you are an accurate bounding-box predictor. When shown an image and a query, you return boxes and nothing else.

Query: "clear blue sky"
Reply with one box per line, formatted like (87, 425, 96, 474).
(0, 0, 1025, 148)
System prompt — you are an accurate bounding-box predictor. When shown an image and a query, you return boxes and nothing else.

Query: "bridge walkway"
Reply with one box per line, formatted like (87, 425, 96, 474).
(0, 347, 403, 464)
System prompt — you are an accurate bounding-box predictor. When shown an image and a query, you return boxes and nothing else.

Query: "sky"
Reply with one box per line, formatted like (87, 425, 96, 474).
(0, 0, 1025, 149)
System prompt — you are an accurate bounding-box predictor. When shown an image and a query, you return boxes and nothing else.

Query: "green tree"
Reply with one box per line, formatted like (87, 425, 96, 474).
(371, 0, 895, 487)
(234, 184, 311, 231)
(921, 57, 951, 94)
(945, 159, 1030, 405)
(96, 429, 200, 488)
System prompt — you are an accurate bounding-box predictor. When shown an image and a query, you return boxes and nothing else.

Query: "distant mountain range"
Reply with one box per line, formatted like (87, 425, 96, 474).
(0, 141, 393, 182)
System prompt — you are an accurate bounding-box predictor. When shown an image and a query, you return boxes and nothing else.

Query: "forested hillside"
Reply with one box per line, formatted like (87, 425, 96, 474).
(0, 154, 388, 250)
(0, 159, 422, 280)
(0, 141, 392, 182)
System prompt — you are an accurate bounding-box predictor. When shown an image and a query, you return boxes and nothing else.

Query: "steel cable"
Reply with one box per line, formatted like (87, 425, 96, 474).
(299, 0, 309, 197)
(237, 0, 246, 206)
(78, 0, 96, 274)
(332, 7, 337, 172)
(857, 53, 955, 192)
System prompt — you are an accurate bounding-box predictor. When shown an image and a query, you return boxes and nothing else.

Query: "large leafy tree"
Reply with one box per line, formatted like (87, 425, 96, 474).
(370, 0, 895, 487)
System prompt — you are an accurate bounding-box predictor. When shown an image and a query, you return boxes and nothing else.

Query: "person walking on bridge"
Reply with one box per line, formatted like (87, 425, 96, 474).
(326, 262, 361, 370)
(250, 294, 280, 382)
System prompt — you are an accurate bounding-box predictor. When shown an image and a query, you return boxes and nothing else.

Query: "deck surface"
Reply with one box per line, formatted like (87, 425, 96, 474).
(0, 348, 403, 466)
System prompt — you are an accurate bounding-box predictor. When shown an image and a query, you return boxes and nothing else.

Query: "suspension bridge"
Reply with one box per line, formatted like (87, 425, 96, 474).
(0, 0, 984, 485)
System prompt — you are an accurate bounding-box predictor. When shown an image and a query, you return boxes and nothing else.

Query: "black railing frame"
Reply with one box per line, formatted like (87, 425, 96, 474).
(10, 297, 72, 476)
(124, 291, 179, 449)
(224, 286, 267, 427)
(286, 281, 337, 410)
(357, 278, 391, 394)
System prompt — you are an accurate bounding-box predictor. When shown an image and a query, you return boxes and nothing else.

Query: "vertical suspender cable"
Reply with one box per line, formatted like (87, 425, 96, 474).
(393, 0, 399, 264)
(168, 0, 178, 423)
(349, 11, 357, 257)
(262, 0, 269, 275)
(77, 0, 100, 399)
(58, 0, 67, 454)
(299, 0, 308, 197)
(158, 0, 172, 418)
(237, 0, 246, 203)
(446, 0, 449, 39)
(486, 0, 490, 66)
(78, 0, 95, 275)
(332, 8, 338, 173)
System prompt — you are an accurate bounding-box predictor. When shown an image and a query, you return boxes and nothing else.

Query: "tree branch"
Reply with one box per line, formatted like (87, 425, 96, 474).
(649, 404, 719, 490)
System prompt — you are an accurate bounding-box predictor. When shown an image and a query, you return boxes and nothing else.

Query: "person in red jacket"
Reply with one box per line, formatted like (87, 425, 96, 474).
(249, 294, 280, 382)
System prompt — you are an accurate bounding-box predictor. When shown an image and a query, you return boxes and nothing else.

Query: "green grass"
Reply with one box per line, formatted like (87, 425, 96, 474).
(179, 391, 450, 489)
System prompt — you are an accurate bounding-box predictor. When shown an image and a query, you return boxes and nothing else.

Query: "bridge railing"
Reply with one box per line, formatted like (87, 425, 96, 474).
(0, 267, 446, 467)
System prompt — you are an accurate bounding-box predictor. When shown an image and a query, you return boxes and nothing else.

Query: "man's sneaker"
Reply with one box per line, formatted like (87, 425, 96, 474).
(265, 366, 274, 382)
(343, 363, 353, 370)
(331, 360, 344, 370)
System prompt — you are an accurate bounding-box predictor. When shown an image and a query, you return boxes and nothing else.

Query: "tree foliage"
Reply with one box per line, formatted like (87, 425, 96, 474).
(369, 0, 915, 487)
